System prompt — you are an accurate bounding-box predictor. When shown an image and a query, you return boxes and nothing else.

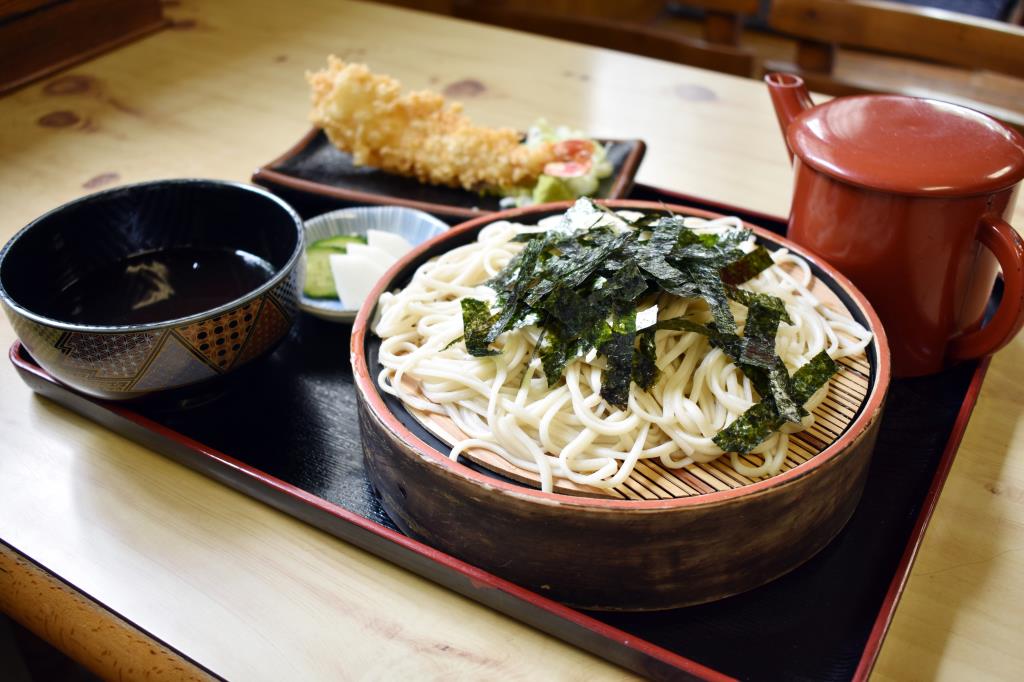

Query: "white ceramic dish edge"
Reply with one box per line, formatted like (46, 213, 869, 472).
(300, 206, 449, 322)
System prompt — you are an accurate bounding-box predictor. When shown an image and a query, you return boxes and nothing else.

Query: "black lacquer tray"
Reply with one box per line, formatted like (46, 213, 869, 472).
(10, 185, 992, 681)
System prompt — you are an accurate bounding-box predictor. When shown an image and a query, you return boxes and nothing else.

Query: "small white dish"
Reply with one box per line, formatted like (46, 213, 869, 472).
(300, 206, 448, 322)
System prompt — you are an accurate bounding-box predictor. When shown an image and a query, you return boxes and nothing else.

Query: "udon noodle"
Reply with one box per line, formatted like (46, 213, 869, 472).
(375, 210, 872, 493)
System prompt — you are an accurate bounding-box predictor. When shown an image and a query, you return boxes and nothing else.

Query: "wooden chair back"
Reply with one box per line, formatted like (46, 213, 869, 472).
(766, 0, 1024, 129)
(452, 0, 761, 77)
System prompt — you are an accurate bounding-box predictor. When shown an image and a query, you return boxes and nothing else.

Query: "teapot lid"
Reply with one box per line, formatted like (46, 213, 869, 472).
(787, 95, 1024, 197)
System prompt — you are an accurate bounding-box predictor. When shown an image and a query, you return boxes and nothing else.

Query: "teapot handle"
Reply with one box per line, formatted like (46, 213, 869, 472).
(948, 214, 1024, 362)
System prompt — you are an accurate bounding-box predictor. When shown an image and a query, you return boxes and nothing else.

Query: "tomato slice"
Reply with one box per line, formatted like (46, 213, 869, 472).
(553, 139, 595, 162)
(544, 160, 591, 178)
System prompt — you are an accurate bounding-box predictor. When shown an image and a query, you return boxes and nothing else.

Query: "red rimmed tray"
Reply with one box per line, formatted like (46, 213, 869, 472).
(8, 186, 993, 680)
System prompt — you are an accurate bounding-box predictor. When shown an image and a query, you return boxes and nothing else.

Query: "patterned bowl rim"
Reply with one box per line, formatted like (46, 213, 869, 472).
(0, 179, 304, 333)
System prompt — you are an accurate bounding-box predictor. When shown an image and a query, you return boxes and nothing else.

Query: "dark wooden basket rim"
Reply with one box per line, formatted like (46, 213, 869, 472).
(351, 199, 892, 511)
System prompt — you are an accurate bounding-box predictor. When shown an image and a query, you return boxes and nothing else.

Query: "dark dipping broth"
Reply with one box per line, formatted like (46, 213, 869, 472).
(50, 247, 276, 325)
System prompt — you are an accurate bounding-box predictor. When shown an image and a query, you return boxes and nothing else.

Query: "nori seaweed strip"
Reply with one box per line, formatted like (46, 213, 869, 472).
(670, 225, 752, 264)
(461, 298, 499, 356)
(790, 350, 838, 402)
(741, 303, 802, 419)
(466, 202, 832, 440)
(716, 228, 754, 251)
(582, 321, 613, 361)
(526, 231, 634, 306)
(633, 254, 696, 298)
(538, 262, 646, 386)
(738, 298, 787, 370)
(727, 286, 792, 325)
(542, 285, 591, 337)
(630, 220, 701, 299)
(670, 229, 726, 260)
(739, 298, 804, 422)
(485, 236, 547, 342)
(539, 328, 577, 387)
(626, 212, 663, 229)
(685, 263, 737, 334)
(712, 400, 781, 455)
(724, 285, 803, 422)
(510, 232, 546, 243)
(656, 315, 794, 417)
(720, 247, 775, 285)
(598, 307, 637, 409)
(713, 350, 837, 453)
(739, 336, 776, 370)
(551, 261, 644, 339)
(767, 361, 804, 423)
(595, 260, 648, 306)
(632, 330, 660, 390)
(660, 223, 746, 335)
(486, 245, 532, 294)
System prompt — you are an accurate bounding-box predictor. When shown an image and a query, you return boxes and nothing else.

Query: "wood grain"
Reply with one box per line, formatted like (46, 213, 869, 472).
(766, 0, 1024, 130)
(0, 0, 166, 95)
(770, 0, 1024, 76)
(0, 0, 1020, 678)
(0, 0, 55, 20)
(0, 542, 212, 681)
(652, 7, 1024, 129)
(453, 3, 756, 77)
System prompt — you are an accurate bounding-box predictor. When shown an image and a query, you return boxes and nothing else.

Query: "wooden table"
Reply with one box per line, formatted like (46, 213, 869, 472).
(1, 1, 1022, 679)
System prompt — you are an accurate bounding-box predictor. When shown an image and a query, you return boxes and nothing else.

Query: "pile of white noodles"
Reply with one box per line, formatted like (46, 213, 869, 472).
(375, 209, 872, 493)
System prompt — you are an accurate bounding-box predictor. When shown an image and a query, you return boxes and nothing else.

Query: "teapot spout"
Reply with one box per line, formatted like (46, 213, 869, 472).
(765, 73, 813, 164)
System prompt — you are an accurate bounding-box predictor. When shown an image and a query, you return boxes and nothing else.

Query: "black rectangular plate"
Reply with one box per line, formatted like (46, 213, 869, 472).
(11, 186, 991, 681)
(252, 128, 646, 221)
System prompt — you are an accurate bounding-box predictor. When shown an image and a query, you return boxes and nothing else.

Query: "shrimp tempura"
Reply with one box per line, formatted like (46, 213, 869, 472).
(307, 58, 556, 191)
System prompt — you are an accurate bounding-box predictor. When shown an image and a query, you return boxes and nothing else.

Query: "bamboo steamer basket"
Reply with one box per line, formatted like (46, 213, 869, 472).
(351, 200, 891, 611)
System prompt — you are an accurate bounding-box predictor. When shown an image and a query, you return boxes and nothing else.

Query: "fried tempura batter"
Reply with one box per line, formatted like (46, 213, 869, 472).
(307, 58, 557, 191)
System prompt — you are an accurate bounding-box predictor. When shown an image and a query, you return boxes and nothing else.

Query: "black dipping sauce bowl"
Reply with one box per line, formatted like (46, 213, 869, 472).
(0, 179, 303, 401)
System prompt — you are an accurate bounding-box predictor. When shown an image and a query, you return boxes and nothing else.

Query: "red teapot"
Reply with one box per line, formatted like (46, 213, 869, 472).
(766, 73, 1024, 377)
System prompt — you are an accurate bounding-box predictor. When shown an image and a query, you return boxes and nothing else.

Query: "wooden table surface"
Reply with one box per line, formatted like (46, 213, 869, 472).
(1, 1, 1022, 679)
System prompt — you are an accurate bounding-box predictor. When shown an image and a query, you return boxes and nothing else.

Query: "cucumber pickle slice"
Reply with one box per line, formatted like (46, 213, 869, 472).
(302, 234, 368, 299)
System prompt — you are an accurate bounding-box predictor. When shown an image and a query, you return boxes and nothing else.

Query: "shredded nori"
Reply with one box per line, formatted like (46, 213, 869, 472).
(739, 297, 804, 423)
(541, 284, 591, 337)
(632, 330, 660, 391)
(790, 350, 839, 402)
(460, 299, 499, 356)
(485, 236, 548, 342)
(527, 231, 633, 306)
(442, 335, 464, 351)
(712, 400, 781, 456)
(598, 306, 637, 409)
(456, 199, 839, 449)
(657, 311, 809, 426)
(713, 350, 837, 454)
(727, 286, 791, 325)
(721, 246, 775, 285)
(628, 219, 698, 297)
(539, 328, 577, 387)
